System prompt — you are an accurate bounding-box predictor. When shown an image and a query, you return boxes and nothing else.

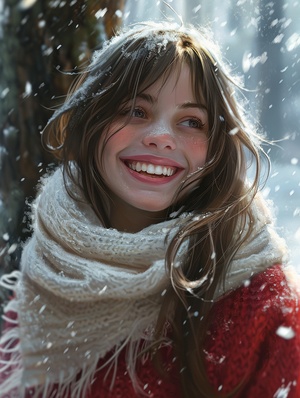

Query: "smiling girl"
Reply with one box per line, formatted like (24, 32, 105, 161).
(97, 63, 208, 231)
(0, 21, 300, 398)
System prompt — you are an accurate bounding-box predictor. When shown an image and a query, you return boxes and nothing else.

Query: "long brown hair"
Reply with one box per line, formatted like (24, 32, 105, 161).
(42, 22, 269, 397)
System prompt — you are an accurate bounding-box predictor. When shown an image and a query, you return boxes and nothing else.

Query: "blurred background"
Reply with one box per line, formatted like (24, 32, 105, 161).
(0, 0, 299, 307)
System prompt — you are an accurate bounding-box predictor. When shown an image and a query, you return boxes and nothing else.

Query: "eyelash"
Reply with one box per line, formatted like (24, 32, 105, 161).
(120, 106, 205, 130)
(181, 118, 205, 129)
(120, 106, 146, 118)
(131, 107, 146, 118)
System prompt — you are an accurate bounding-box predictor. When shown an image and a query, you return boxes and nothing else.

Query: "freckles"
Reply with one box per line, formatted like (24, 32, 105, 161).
(181, 131, 207, 145)
(187, 138, 208, 169)
(186, 136, 208, 152)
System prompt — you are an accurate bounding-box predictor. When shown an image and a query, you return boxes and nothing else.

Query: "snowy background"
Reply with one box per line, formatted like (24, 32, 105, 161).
(264, 162, 300, 270)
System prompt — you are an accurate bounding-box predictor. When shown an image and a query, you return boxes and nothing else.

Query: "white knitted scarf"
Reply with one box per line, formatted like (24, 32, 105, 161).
(0, 167, 287, 398)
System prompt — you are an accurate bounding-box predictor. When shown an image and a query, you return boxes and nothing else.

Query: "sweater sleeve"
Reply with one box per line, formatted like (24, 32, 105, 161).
(204, 264, 300, 398)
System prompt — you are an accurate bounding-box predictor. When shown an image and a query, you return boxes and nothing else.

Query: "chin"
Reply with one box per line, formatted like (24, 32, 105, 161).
(133, 201, 171, 214)
(138, 205, 170, 213)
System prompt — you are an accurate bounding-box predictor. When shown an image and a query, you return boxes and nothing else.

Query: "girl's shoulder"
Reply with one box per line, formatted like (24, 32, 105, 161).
(225, 263, 298, 306)
(205, 264, 300, 397)
(210, 264, 300, 342)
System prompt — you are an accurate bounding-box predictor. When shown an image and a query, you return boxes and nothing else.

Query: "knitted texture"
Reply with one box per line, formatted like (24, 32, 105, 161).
(69, 264, 300, 398)
(89, 265, 300, 398)
(3, 264, 299, 398)
(0, 167, 288, 397)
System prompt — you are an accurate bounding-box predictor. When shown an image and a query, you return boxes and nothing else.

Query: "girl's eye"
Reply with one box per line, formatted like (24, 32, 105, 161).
(119, 106, 146, 119)
(131, 107, 146, 118)
(180, 118, 205, 129)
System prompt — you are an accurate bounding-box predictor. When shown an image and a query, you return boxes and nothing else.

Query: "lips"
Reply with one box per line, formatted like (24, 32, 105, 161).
(120, 155, 184, 183)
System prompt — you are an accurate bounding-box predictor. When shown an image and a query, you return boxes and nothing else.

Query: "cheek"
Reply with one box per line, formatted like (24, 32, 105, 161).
(97, 126, 133, 176)
(95, 135, 114, 180)
(185, 135, 209, 170)
(96, 127, 119, 161)
(102, 125, 134, 153)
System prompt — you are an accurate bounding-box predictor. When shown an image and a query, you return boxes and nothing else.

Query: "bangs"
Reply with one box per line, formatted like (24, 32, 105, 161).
(114, 33, 211, 113)
(112, 37, 179, 102)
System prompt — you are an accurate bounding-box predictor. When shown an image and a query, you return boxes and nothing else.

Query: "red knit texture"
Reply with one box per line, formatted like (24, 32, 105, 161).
(204, 264, 300, 397)
(2, 264, 300, 398)
(84, 264, 300, 397)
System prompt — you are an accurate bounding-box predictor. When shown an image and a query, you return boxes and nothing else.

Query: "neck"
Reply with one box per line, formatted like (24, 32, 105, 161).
(109, 203, 168, 233)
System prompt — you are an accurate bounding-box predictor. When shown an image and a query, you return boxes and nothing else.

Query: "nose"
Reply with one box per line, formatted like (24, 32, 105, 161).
(142, 126, 176, 151)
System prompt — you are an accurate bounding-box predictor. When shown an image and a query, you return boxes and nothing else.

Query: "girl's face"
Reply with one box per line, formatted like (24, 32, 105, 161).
(97, 64, 209, 231)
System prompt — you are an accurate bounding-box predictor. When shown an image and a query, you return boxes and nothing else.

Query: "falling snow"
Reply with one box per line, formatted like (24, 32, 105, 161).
(0, 0, 299, 316)
(276, 325, 296, 339)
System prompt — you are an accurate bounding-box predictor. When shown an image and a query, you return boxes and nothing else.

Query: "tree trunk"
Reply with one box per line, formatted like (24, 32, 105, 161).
(0, 0, 125, 301)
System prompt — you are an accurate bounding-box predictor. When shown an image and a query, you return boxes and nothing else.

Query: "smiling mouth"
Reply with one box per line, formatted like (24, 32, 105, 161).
(125, 161, 177, 177)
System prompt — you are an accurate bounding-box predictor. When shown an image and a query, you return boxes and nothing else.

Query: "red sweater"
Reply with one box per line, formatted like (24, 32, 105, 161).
(2, 265, 300, 397)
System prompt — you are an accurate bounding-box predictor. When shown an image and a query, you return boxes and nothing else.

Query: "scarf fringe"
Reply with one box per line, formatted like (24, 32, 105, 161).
(0, 322, 110, 398)
(0, 272, 99, 398)
(99, 323, 155, 397)
(0, 271, 155, 397)
(0, 272, 23, 398)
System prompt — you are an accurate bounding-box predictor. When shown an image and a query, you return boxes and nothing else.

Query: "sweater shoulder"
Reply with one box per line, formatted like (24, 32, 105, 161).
(208, 264, 300, 348)
(215, 264, 299, 318)
(205, 264, 300, 397)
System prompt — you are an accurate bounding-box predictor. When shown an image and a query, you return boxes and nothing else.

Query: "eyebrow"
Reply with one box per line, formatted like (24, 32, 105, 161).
(179, 102, 208, 112)
(136, 93, 207, 111)
(136, 93, 156, 104)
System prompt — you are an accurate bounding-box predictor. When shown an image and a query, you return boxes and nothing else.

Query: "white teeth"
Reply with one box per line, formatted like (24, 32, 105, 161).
(147, 164, 155, 174)
(127, 161, 176, 176)
(154, 166, 163, 175)
(135, 162, 142, 172)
